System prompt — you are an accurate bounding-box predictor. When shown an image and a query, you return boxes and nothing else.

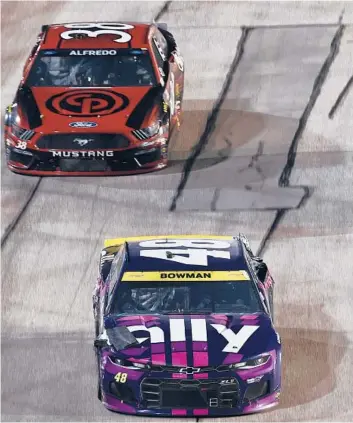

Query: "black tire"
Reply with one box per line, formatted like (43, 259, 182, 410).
(96, 350, 102, 401)
(94, 318, 99, 338)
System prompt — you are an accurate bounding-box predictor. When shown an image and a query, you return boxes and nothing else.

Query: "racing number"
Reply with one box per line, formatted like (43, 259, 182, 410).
(61, 23, 134, 44)
(16, 141, 27, 150)
(114, 372, 128, 383)
(139, 239, 231, 266)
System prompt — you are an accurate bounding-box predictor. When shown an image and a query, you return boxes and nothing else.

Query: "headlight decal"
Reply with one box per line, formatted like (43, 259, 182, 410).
(232, 350, 276, 381)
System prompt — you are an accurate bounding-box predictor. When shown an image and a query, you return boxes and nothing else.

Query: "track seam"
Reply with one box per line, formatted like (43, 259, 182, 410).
(1, 177, 42, 248)
(256, 24, 345, 257)
(169, 26, 251, 211)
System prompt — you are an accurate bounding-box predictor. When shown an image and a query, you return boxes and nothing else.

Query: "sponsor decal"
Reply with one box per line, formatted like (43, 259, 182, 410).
(125, 318, 260, 354)
(264, 272, 274, 289)
(51, 150, 114, 158)
(121, 270, 250, 282)
(69, 50, 117, 56)
(172, 51, 184, 72)
(73, 137, 94, 147)
(162, 101, 168, 113)
(69, 121, 98, 128)
(46, 89, 129, 117)
(61, 23, 134, 44)
(169, 72, 175, 116)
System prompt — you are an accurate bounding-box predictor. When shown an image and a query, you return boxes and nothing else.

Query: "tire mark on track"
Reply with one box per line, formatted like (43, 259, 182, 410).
(256, 24, 345, 257)
(154, 0, 172, 21)
(169, 27, 251, 211)
(328, 74, 353, 119)
(1, 177, 42, 248)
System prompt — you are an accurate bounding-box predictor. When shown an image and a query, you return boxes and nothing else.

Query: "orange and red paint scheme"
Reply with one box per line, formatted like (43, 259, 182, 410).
(4, 22, 184, 175)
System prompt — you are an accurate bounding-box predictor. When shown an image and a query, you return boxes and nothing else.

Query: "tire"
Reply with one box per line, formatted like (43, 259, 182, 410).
(94, 318, 99, 338)
(96, 350, 102, 401)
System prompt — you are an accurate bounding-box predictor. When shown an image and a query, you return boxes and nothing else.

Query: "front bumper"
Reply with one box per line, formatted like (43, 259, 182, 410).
(99, 353, 281, 416)
(5, 143, 168, 176)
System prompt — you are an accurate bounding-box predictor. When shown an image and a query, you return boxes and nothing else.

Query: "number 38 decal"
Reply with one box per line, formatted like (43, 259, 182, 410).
(61, 23, 134, 44)
(139, 239, 231, 266)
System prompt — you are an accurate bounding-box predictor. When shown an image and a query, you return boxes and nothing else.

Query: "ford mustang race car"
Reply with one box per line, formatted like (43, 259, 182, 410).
(4, 22, 184, 175)
(92, 235, 281, 416)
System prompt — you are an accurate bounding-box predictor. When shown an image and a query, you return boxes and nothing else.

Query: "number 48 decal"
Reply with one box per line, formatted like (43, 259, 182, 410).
(114, 372, 127, 383)
(139, 239, 231, 266)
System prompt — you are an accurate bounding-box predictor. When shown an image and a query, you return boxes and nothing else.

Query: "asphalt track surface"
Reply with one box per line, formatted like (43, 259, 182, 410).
(1, 1, 353, 421)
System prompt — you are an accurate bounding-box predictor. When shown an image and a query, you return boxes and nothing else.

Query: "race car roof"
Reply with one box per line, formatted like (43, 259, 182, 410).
(120, 236, 250, 272)
(41, 22, 151, 50)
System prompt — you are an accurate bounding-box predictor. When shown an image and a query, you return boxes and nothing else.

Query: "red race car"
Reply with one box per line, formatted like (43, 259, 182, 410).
(4, 22, 184, 175)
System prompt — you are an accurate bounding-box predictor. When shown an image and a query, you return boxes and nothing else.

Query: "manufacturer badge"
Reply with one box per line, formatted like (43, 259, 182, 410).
(73, 138, 94, 147)
(69, 121, 98, 128)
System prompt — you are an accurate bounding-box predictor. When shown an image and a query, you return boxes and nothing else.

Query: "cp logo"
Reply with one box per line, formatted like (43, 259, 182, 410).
(46, 90, 129, 117)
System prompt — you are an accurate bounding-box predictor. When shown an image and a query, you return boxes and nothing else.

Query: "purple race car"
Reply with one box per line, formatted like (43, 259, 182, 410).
(92, 235, 281, 416)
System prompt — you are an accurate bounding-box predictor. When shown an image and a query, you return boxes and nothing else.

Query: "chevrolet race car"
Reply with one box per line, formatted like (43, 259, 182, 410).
(93, 235, 281, 416)
(4, 22, 184, 175)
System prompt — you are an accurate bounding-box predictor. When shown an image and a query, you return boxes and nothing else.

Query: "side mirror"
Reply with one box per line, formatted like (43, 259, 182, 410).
(94, 338, 108, 349)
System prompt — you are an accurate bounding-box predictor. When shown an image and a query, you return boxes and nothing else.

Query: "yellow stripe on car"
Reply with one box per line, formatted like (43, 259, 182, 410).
(121, 270, 250, 282)
(104, 235, 234, 248)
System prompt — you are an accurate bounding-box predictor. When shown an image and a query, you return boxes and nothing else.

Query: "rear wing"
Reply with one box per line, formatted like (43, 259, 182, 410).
(104, 235, 234, 248)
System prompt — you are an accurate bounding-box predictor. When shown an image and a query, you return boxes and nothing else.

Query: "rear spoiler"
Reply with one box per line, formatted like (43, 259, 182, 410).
(104, 235, 234, 248)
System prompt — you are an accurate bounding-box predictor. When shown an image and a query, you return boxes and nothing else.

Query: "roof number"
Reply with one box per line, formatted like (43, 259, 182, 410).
(139, 239, 231, 266)
(61, 23, 134, 44)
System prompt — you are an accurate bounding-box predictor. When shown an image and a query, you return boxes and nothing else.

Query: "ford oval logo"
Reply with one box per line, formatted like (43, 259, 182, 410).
(69, 121, 98, 128)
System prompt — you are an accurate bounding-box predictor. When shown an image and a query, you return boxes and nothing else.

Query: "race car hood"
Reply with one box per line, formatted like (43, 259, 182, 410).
(17, 85, 160, 132)
(105, 313, 279, 367)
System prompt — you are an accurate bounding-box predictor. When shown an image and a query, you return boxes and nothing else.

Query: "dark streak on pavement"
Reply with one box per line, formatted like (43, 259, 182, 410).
(328, 75, 353, 119)
(169, 27, 251, 211)
(256, 25, 345, 257)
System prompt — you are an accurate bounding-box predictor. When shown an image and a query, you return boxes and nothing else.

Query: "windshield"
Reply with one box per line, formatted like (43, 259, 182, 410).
(110, 280, 263, 315)
(26, 49, 156, 87)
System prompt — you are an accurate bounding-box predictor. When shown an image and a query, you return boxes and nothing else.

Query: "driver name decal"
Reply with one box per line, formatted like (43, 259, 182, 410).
(69, 50, 118, 56)
(160, 272, 211, 279)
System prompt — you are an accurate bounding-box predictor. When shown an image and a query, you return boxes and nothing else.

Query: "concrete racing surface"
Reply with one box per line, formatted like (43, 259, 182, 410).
(1, 1, 353, 421)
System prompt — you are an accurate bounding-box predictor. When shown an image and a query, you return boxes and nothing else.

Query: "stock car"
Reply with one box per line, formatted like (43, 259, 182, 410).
(92, 235, 281, 416)
(4, 22, 184, 175)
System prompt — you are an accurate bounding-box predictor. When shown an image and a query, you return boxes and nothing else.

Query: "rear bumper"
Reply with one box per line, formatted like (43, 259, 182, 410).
(6, 143, 167, 176)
